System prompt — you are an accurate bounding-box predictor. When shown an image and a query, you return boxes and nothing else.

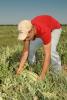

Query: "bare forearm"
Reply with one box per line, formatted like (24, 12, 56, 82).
(40, 55, 50, 78)
(19, 52, 28, 69)
(38, 42, 51, 80)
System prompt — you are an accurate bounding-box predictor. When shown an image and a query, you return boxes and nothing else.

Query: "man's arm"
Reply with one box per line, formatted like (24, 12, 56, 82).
(16, 40, 30, 75)
(40, 42, 51, 80)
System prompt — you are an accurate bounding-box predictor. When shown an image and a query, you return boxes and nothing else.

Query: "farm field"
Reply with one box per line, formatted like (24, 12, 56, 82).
(0, 25, 67, 100)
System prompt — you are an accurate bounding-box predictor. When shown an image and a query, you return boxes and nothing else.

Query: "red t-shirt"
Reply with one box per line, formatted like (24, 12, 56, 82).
(31, 15, 61, 45)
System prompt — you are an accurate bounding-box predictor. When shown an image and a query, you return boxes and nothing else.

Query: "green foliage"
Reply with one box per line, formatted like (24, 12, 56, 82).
(0, 45, 67, 100)
(0, 25, 19, 47)
(0, 25, 67, 100)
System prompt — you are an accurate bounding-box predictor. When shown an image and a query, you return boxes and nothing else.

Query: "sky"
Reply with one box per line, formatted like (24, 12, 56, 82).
(0, 0, 67, 24)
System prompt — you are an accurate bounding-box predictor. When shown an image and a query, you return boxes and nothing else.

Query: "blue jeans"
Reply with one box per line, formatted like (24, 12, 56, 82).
(28, 28, 62, 72)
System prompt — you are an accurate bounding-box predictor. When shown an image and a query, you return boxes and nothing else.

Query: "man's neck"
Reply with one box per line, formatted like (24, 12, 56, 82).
(33, 25, 37, 36)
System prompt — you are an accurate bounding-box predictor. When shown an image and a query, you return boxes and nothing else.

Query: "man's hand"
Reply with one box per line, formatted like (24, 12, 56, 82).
(36, 75, 45, 80)
(16, 67, 24, 75)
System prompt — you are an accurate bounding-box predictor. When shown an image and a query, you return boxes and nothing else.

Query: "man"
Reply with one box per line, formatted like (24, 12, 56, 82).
(16, 15, 62, 80)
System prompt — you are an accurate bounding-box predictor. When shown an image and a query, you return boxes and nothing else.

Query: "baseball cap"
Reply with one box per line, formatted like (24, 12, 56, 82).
(18, 20, 33, 40)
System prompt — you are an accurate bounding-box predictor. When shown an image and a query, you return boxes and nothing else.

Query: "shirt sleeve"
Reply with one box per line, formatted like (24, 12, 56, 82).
(41, 27, 51, 45)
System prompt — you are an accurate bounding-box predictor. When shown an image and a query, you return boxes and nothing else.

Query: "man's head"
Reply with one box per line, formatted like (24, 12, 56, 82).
(18, 20, 36, 41)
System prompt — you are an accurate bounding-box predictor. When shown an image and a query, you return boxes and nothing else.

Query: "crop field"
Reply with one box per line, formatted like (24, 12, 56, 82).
(0, 25, 67, 100)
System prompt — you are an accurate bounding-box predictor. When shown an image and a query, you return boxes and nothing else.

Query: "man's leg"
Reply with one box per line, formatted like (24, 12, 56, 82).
(51, 28, 62, 72)
(28, 38, 43, 65)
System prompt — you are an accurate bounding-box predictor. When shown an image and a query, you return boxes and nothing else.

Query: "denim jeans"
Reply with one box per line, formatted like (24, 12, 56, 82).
(28, 28, 62, 72)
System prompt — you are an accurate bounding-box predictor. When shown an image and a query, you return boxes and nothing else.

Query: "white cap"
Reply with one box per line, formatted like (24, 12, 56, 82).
(18, 20, 33, 40)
